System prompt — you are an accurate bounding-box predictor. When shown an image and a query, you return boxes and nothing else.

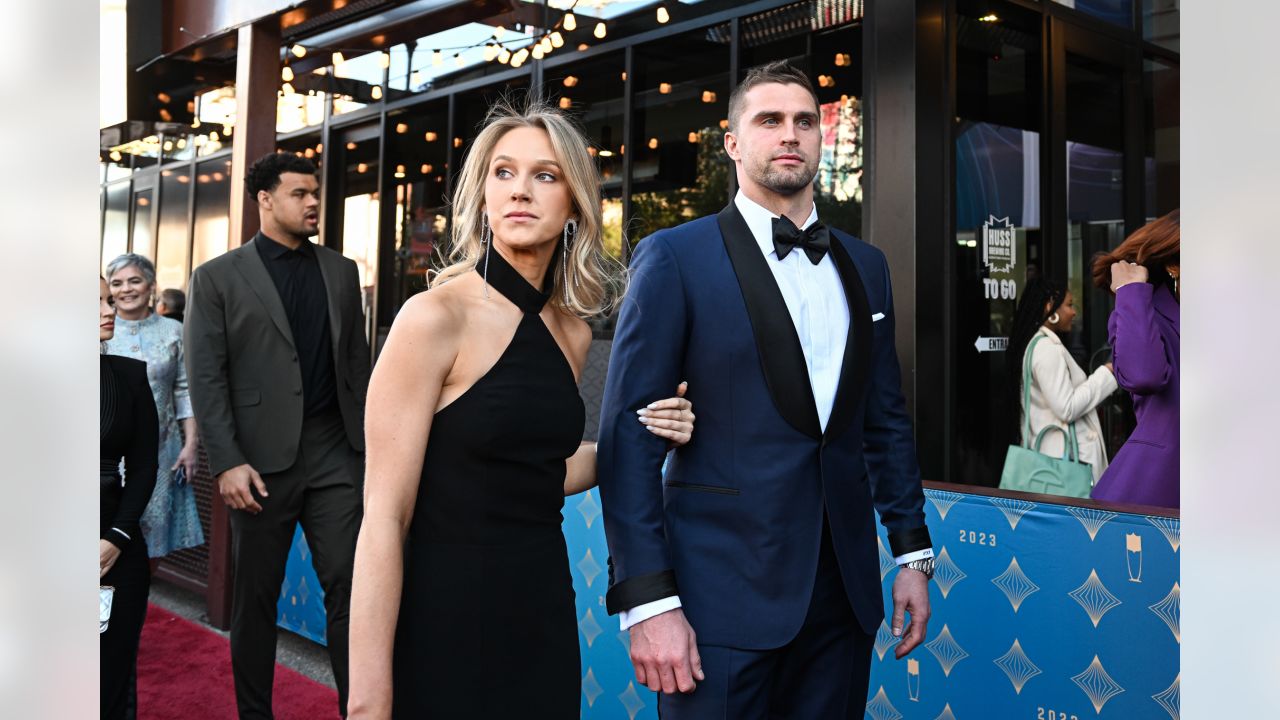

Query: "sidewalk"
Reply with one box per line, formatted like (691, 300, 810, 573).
(148, 580, 337, 689)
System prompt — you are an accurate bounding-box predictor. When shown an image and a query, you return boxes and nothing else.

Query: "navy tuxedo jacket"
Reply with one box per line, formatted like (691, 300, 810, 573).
(597, 204, 931, 648)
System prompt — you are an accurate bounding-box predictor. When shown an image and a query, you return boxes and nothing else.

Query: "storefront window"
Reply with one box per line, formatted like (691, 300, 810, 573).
(1142, 0, 1178, 51)
(629, 28, 730, 243)
(385, 101, 450, 312)
(102, 183, 130, 272)
(332, 52, 386, 116)
(192, 158, 233, 271)
(155, 168, 192, 290)
(952, 1, 1043, 484)
(1144, 57, 1178, 219)
(329, 128, 382, 337)
(131, 189, 154, 261)
(1051, 0, 1134, 29)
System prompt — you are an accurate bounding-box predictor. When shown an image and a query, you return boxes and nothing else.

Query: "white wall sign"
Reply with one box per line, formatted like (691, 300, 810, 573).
(982, 215, 1017, 274)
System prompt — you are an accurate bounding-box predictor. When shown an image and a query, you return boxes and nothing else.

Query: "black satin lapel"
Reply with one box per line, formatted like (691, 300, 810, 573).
(315, 248, 345, 357)
(825, 236, 873, 442)
(232, 243, 296, 349)
(717, 204, 822, 439)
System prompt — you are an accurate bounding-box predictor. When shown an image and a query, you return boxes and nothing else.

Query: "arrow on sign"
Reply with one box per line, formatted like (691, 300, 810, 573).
(974, 336, 1008, 353)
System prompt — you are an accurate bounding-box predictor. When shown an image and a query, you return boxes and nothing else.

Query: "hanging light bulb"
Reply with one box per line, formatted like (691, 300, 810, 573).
(371, 85, 383, 100)
(563, 75, 579, 87)
(688, 131, 698, 143)
(176, 138, 187, 149)
(454, 53, 465, 67)
(395, 122, 408, 134)
(158, 108, 173, 122)
(381, 52, 391, 69)
(332, 51, 345, 66)
(702, 90, 717, 103)
(564, 12, 577, 31)
(657, 4, 670, 23)
(109, 150, 123, 162)
(421, 163, 433, 174)
(494, 25, 507, 40)
(282, 82, 296, 95)
(395, 164, 406, 178)
(316, 143, 323, 153)
(559, 96, 572, 109)
(346, 141, 357, 150)
(659, 82, 672, 94)
(648, 137, 659, 149)
(550, 31, 565, 48)
(532, 45, 545, 60)
(424, 131, 438, 142)
(433, 49, 443, 66)
(484, 43, 499, 62)
(512, 47, 530, 65)
(411, 70, 423, 86)
(498, 47, 512, 64)
(357, 162, 368, 173)
(540, 36, 553, 54)
(454, 137, 463, 148)
(282, 66, 294, 82)
(594, 22, 607, 39)
(291, 44, 307, 58)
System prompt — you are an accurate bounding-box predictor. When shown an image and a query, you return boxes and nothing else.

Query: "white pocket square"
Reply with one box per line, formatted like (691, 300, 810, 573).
(872, 313, 885, 322)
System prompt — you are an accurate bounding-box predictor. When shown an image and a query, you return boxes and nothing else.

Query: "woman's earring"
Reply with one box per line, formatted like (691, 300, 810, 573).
(1048, 312, 1060, 325)
(481, 214, 492, 299)
(562, 218, 579, 304)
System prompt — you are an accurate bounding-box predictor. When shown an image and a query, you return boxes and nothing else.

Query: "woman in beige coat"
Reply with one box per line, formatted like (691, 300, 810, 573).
(1008, 278, 1117, 484)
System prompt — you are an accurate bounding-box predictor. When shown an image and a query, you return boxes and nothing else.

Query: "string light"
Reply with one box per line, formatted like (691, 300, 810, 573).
(346, 142, 357, 150)
(380, 52, 391, 68)
(157, 92, 171, 104)
(563, 12, 577, 31)
(688, 131, 698, 143)
(454, 53, 465, 67)
(659, 82, 672, 94)
(978, 13, 1000, 22)
(357, 162, 368, 173)
(395, 164, 406, 178)
(834, 53, 851, 67)
(494, 25, 507, 40)
(550, 32, 564, 48)
(291, 44, 307, 58)
(594, 22, 607, 39)
(332, 51, 345, 66)
(395, 122, 408, 134)
(559, 96, 572, 109)
(498, 47, 512, 64)
(421, 163, 433, 174)
(109, 150, 122, 162)
(577, 43, 590, 51)
(371, 85, 383, 99)
(424, 131, 438, 142)
(282, 66, 294, 82)
(433, 49, 443, 66)
(563, 75, 579, 87)
(532, 45, 545, 60)
(540, 36, 553, 54)
(454, 137, 463, 148)
(484, 43, 499, 62)
(648, 137, 658, 149)
(282, 82, 296, 95)
(158, 109, 172, 122)
(657, 4, 670, 23)
(512, 47, 530, 66)
(702, 90, 717, 103)
(598, 150, 614, 157)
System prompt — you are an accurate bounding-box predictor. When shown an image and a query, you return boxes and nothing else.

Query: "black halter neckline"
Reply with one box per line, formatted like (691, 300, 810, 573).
(478, 243, 558, 314)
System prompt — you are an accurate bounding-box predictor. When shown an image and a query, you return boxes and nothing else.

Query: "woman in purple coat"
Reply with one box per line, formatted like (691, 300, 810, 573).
(1090, 210, 1180, 508)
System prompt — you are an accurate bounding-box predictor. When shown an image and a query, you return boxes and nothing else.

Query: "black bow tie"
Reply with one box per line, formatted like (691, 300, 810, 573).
(771, 215, 830, 265)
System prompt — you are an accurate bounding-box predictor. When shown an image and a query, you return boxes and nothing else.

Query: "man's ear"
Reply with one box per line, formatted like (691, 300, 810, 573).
(257, 189, 271, 209)
(723, 131, 739, 162)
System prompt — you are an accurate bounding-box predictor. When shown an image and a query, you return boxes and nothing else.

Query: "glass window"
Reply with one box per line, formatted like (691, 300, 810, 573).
(131, 189, 154, 261)
(330, 128, 382, 334)
(194, 87, 236, 157)
(155, 168, 193, 290)
(102, 183, 130, 272)
(391, 24, 519, 95)
(332, 52, 386, 116)
(629, 28, 730, 243)
(192, 158, 233, 271)
(160, 131, 197, 163)
(1051, 0, 1134, 29)
(952, 0, 1043, 484)
(1144, 57, 1178, 219)
(385, 101, 451, 313)
(1142, 0, 1178, 51)
(104, 149, 132, 180)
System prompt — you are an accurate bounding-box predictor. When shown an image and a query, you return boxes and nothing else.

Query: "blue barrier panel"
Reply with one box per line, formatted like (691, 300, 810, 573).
(278, 486, 1178, 720)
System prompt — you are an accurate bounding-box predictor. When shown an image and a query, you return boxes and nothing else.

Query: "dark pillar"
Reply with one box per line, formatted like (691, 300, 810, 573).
(228, 21, 281, 247)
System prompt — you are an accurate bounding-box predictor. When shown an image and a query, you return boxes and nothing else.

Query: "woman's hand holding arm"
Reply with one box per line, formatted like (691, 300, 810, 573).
(563, 383, 695, 496)
(347, 294, 459, 719)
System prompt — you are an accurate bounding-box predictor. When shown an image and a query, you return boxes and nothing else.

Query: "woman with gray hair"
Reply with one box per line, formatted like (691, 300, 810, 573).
(104, 253, 205, 558)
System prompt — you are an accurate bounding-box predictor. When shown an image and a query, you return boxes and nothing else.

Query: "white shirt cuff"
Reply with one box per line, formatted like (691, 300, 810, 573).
(619, 596, 683, 631)
(894, 548, 934, 565)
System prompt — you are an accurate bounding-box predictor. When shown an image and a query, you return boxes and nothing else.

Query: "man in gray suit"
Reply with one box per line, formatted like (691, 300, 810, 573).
(185, 153, 371, 719)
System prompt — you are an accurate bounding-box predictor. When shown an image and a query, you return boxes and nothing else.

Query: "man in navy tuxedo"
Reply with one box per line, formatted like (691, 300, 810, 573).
(597, 61, 935, 718)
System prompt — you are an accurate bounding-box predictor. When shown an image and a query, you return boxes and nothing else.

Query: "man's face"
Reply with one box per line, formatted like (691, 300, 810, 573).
(724, 82, 821, 198)
(260, 172, 320, 238)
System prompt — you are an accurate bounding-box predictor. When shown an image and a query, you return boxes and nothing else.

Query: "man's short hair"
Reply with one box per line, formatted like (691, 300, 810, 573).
(245, 152, 318, 202)
(158, 288, 186, 316)
(727, 60, 820, 133)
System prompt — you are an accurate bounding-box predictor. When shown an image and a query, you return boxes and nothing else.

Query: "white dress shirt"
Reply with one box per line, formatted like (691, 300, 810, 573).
(619, 191, 929, 631)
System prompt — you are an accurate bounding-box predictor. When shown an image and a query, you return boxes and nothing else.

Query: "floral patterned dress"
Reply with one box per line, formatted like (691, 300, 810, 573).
(105, 313, 205, 557)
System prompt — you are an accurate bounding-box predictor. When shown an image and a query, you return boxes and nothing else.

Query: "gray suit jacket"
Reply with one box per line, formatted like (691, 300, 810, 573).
(184, 237, 372, 476)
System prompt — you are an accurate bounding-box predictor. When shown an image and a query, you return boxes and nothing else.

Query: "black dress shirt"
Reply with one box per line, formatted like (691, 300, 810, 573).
(255, 232, 338, 417)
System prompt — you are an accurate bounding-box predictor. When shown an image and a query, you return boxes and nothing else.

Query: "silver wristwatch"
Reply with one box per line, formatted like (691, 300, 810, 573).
(901, 557, 935, 580)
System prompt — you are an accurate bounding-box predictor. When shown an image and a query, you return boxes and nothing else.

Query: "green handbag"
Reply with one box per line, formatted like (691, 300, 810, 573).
(998, 334, 1094, 498)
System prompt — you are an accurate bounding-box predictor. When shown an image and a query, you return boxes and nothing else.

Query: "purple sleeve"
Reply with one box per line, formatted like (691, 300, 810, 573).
(1109, 283, 1172, 395)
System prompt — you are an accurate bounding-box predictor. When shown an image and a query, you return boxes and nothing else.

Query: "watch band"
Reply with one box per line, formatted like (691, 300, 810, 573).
(902, 557, 935, 580)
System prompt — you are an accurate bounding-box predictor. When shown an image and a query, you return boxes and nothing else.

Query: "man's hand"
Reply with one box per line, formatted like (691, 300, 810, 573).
(628, 608, 705, 694)
(891, 568, 931, 659)
(217, 463, 269, 513)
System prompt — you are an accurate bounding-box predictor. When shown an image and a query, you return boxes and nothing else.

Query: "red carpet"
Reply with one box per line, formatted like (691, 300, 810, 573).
(136, 604, 340, 719)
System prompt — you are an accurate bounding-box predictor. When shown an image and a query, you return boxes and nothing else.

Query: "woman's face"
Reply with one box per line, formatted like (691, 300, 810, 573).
(100, 278, 116, 342)
(1047, 291, 1077, 332)
(483, 126, 575, 253)
(108, 264, 153, 317)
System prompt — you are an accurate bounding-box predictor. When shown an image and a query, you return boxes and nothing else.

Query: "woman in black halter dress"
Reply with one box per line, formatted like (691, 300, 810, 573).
(348, 103, 695, 719)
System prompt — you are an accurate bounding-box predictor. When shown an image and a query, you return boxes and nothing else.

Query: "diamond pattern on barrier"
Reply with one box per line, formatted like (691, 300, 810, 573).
(1148, 516, 1181, 552)
(1071, 655, 1125, 713)
(297, 533, 311, 563)
(297, 575, 311, 607)
(878, 536, 896, 582)
(618, 681, 647, 720)
(581, 667, 604, 707)
(989, 496, 1037, 530)
(1069, 569, 1122, 628)
(576, 489, 602, 529)
(1065, 506, 1119, 541)
(926, 489, 965, 521)
(923, 624, 969, 677)
(992, 557, 1040, 612)
(615, 629, 631, 654)
(933, 547, 967, 599)
(577, 548, 604, 588)
(934, 704, 958, 720)
(578, 608, 604, 648)
(865, 687, 903, 720)
(1153, 672, 1180, 720)
(1148, 582, 1181, 643)
(874, 620, 901, 661)
(993, 639, 1042, 694)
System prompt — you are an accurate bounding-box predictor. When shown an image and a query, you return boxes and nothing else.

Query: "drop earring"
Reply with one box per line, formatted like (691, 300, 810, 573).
(562, 218, 579, 305)
(481, 213, 492, 299)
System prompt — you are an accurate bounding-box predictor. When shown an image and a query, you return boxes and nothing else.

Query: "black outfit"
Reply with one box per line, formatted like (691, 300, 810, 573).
(392, 248, 585, 718)
(185, 233, 371, 719)
(101, 355, 159, 720)
(256, 233, 338, 417)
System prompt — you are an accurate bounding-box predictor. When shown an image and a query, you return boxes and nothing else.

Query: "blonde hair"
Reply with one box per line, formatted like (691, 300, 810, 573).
(432, 97, 621, 318)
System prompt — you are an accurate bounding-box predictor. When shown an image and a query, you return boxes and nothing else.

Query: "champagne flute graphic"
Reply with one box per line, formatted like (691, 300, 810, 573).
(1126, 533, 1143, 583)
(907, 658, 921, 701)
